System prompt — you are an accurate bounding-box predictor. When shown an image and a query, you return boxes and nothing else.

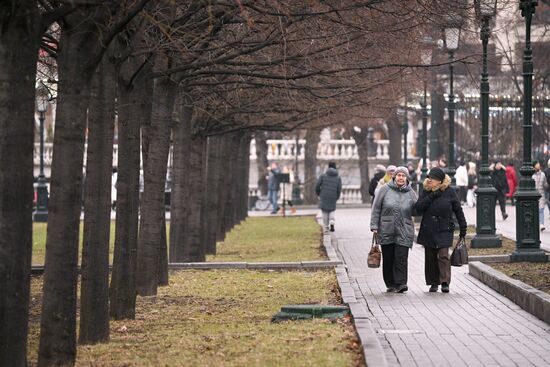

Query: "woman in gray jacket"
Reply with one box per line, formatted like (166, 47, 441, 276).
(370, 166, 418, 293)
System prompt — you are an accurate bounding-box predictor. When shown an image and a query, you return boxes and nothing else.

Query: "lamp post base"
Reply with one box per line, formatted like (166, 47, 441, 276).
(510, 249, 548, 263)
(472, 185, 501, 248)
(33, 210, 48, 222)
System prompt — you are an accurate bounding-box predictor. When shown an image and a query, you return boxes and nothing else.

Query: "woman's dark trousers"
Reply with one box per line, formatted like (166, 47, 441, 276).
(425, 247, 451, 285)
(381, 244, 409, 288)
(496, 191, 507, 216)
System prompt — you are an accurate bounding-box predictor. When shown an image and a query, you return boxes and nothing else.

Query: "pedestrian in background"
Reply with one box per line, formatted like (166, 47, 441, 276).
(505, 162, 518, 206)
(532, 160, 547, 231)
(315, 161, 342, 232)
(455, 161, 468, 204)
(374, 165, 396, 197)
(543, 159, 550, 216)
(280, 165, 296, 214)
(415, 167, 467, 294)
(491, 161, 509, 220)
(368, 164, 386, 203)
(466, 162, 477, 207)
(370, 166, 417, 293)
(267, 162, 281, 214)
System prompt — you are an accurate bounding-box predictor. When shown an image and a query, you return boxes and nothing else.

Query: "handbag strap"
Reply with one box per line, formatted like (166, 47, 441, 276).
(371, 234, 380, 248)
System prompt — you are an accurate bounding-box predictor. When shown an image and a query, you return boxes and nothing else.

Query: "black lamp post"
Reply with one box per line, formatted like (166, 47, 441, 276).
(443, 17, 462, 187)
(512, 0, 547, 262)
(402, 100, 409, 165)
(34, 85, 49, 222)
(419, 36, 433, 187)
(471, 0, 502, 248)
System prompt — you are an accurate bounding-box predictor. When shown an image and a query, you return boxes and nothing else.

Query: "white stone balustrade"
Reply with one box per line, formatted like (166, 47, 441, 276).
(248, 185, 363, 205)
(35, 138, 394, 169)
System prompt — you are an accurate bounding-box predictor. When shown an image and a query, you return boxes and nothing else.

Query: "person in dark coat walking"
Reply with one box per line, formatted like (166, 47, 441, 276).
(414, 167, 467, 293)
(370, 166, 418, 293)
(368, 165, 386, 203)
(267, 163, 281, 214)
(491, 161, 509, 220)
(315, 162, 342, 232)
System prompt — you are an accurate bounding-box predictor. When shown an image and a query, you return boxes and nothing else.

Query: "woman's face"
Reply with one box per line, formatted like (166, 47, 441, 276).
(395, 172, 407, 186)
(428, 178, 442, 187)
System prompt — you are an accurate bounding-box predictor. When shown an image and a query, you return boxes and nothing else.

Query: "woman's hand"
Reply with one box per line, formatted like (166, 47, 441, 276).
(371, 229, 378, 236)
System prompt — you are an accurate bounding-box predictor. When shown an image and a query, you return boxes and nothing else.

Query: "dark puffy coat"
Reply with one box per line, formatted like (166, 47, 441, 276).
(414, 175, 467, 248)
(368, 171, 386, 200)
(491, 168, 509, 195)
(370, 180, 418, 248)
(315, 168, 342, 212)
(267, 168, 280, 191)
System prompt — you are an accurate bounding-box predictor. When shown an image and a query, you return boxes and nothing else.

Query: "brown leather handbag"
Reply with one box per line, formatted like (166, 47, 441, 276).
(367, 235, 382, 268)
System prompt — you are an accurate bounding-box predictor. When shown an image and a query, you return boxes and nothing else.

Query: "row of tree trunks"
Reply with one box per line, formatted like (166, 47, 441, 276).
(303, 128, 321, 205)
(135, 56, 177, 296)
(0, 2, 40, 364)
(38, 21, 96, 366)
(109, 58, 152, 320)
(350, 128, 370, 204)
(254, 132, 269, 196)
(79, 56, 116, 345)
(203, 135, 224, 255)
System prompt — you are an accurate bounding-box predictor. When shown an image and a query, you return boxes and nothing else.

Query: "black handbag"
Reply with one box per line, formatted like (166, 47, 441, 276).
(451, 237, 469, 267)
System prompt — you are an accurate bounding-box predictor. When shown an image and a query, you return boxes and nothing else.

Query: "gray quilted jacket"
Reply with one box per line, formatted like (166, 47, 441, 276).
(370, 180, 418, 248)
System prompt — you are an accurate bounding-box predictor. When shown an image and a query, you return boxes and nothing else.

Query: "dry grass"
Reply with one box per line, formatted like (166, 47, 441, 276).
(27, 270, 363, 366)
(468, 236, 517, 256)
(490, 262, 550, 295)
(208, 216, 324, 262)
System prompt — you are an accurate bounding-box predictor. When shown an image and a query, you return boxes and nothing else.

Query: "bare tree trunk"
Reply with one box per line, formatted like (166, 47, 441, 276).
(79, 55, 116, 345)
(386, 112, 402, 165)
(38, 29, 93, 367)
(350, 128, 370, 203)
(0, 3, 39, 364)
(303, 128, 321, 204)
(222, 133, 239, 234)
(158, 215, 169, 285)
(110, 59, 151, 319)
(216, 133, 231, 242)
(254, 132, 269, 196)
(241, 134, 252, 221)
(169, 101, 193, 262)
(181, 133, 207, 261)
(203, 134, 223, 254)
(136, 62, 177, 296)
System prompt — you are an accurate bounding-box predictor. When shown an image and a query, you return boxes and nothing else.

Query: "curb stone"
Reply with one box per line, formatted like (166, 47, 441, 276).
(320, 223, 388, 367)
(469, 261, 550, 325)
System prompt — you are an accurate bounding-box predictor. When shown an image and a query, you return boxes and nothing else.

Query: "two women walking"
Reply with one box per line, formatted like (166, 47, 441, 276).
(370, 166, 467, 293)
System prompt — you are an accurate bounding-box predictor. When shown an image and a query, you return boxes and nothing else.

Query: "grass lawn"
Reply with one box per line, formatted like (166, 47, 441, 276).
(27, 270, 363, 366)
(208, 216, 324, 262)
(32, 216, 323, 265)
(491, 262, 550, 295)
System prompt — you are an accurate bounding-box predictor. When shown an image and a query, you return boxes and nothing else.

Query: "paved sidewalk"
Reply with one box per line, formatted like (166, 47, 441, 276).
(333, 208, 550, 367)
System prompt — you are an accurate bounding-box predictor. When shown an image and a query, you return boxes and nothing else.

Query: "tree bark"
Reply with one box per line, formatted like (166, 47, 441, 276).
(215, 133, 231, 242)
(136, 63, 177, 296)
(386, 112, 402, 165)
(109, 57, 152, 320)
(169, 101, 193, 262)
(0, 3, 39, 364)
(38, 27, 93, 367)
(241, 134, 252, 221)
(351, 128, 370, 204)
(181, 133, 207, 261)
(203, 135, 223, 255)
(79, 55, 116, 345)
(303, 128, 321, 205)
(254, 132, 269, 196)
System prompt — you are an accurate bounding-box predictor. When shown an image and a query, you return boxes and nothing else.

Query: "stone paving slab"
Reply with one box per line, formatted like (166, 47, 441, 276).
(332, 208, 550, 367)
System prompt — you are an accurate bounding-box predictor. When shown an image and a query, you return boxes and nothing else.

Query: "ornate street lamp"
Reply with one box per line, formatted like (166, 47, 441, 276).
(443, 16, 462, 187)
(419, 36, 433, 188)
(471, 0, 501, 248)
(34, 84, 49, 222)
(402, 99, 409, 165)
(512, 0, 547, 262)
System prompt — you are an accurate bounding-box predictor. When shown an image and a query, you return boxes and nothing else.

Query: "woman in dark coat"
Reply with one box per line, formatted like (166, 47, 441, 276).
(414, 167, 467, 293)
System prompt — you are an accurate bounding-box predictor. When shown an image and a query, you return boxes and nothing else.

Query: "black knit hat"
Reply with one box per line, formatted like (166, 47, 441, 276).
(428, 167, 445, 182)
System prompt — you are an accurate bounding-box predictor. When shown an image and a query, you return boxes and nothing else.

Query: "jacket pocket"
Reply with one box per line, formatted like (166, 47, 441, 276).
(404, 218, 414, 239)
(380, 216, 394, 235)
(435, 216, 453, 232)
